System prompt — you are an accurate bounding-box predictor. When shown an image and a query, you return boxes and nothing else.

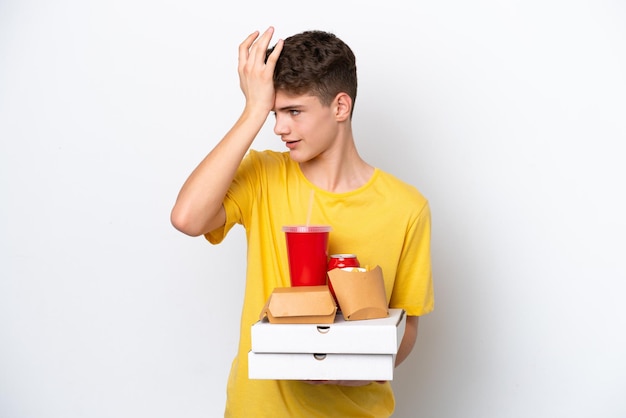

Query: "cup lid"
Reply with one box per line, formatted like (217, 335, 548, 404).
(282, 225, 332, 233)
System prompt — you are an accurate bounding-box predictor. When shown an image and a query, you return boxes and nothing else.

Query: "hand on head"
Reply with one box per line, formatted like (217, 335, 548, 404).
(238, 27, 284, 114)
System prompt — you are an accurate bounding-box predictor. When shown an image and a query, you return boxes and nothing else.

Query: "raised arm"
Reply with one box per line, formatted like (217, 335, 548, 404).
(170, 27, 283, 236)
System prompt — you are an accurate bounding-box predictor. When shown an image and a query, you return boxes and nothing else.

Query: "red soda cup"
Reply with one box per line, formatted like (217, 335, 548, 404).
(283, 225, 332, 287)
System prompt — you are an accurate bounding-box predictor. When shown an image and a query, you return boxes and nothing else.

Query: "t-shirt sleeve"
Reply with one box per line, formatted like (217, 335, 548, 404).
(204, 150, 260, 244)
(204, 201, 242, 244)
(389, 201, 434, 316)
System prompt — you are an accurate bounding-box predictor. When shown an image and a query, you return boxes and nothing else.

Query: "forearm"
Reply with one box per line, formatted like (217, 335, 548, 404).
(170, 107, 268, 236)
(395, 315, 418, 367)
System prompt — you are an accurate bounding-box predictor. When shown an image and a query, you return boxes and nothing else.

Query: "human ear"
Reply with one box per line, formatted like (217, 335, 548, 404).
(334, 93, 352, 122)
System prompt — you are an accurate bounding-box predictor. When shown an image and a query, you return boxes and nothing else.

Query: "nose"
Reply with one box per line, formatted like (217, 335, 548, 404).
(273, 113, 289, 136)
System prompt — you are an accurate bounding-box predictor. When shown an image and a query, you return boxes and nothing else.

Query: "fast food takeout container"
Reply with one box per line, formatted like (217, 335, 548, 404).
(327, 265, 389, 320)
(258, 285, 336, 324)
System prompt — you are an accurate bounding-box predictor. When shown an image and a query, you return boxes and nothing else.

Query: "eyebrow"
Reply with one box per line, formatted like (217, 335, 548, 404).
(275, 104, 305, 112)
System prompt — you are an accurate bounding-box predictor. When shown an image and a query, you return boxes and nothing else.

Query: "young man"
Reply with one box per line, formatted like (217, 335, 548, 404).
(171, 27, 434, 417)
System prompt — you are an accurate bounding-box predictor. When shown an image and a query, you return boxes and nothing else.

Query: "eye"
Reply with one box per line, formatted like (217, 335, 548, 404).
(289, 109, 301, 116)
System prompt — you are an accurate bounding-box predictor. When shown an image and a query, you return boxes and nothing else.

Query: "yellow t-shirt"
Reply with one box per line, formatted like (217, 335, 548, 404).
(206, 150, 434, 417)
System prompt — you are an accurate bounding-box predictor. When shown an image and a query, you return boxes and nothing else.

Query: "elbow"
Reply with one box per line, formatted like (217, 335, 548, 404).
(171, 200, 224, 237)
(170, 205, 204, 237)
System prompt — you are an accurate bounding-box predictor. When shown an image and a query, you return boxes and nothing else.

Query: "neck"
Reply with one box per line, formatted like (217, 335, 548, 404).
(299, 136, 374, 193)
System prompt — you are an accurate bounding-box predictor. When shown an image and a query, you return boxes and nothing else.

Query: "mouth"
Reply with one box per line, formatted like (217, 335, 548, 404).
(284, 139, 301, 149)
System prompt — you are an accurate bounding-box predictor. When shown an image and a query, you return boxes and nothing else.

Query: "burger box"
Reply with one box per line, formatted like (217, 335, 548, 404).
(248, 306, 406, 381)
(258, 285, 337, 324)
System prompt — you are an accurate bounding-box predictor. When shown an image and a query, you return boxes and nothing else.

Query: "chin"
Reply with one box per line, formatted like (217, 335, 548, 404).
(287, 150, 308, 163)
(288, 148, 322, 164)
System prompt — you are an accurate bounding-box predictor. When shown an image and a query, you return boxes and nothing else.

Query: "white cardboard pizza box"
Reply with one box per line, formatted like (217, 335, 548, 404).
(248, 351, 396, 381)
(251, 308, 406, 354)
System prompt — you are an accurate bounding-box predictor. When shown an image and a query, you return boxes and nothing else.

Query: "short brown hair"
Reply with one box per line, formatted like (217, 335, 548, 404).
(267, 30, 357, 112)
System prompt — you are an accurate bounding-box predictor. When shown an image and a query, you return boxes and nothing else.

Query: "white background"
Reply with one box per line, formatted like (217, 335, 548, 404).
(1, 1, 625, 417)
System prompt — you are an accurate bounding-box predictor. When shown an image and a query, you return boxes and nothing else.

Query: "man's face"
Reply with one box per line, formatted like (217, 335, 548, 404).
(272, 91, 338, 163)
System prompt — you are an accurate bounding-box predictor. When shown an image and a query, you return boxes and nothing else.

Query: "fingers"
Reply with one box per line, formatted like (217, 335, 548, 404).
(238, 27, 281, 68)
(238, 30, 260, 72)
(236, 27, 282, 110)
(304, 380, 328, 385)
(265, 37, 284, 66)
(303, 380, 374, 387)
(239, 30, 260, 56)
(248, 26, 276, 64)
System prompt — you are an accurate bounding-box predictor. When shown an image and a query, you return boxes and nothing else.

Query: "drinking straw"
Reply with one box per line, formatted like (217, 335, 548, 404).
(305, 189, 314, 226)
